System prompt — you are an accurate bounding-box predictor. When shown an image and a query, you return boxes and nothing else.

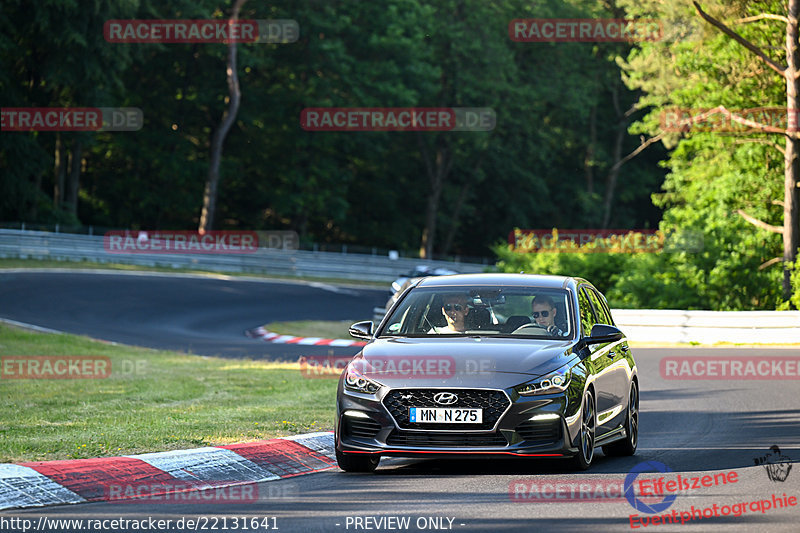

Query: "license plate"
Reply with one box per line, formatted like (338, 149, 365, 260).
(409, 407, 482, 423)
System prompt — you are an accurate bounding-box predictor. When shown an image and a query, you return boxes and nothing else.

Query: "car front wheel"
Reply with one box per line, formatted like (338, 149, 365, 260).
(602, 381, 638, 457)
(571, 389, 596, 471)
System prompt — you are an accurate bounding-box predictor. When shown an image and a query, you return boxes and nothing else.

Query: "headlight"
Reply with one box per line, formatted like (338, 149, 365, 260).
(516, 366, 571, 396)
(344, 361, 382, 394)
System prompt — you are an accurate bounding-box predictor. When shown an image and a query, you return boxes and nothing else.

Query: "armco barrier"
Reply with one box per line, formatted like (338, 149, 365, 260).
(3, 229, 798, 344)
(0, 229, 486, 282)
(371, 308, 800, 344)
(612, 309, 800, 344)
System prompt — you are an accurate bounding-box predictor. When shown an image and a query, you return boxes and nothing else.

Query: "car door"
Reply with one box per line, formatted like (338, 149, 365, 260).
(585, 285, 629, 429)
(577, 286, 616, 419)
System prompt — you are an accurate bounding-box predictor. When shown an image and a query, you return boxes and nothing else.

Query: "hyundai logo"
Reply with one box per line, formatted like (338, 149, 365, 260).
(433, 392, 458, 405)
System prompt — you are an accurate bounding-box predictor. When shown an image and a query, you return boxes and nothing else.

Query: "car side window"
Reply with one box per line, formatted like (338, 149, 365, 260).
(577, 287, 597, 338)
(586, 287, 613, 326)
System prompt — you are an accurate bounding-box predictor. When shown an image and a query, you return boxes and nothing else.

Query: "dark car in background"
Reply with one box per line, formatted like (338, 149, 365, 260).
(335, 273, 638, 472)
(375, 265, 460, 322)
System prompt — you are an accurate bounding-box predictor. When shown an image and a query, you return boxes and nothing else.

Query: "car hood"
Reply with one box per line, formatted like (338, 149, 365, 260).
(353, 337, 579, 389)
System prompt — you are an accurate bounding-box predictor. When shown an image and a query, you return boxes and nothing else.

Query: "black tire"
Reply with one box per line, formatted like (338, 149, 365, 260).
(603, 381, 639, 457)
(336, 448, 379, 473)
(570, 389, 596, 471)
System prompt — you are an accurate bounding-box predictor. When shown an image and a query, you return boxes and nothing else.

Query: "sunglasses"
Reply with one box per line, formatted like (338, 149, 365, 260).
(532, 311, 550, 318)
(443, 303, 464, 312)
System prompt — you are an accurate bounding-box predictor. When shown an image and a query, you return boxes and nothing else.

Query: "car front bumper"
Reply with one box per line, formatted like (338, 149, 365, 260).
(335, 384, 583, 459)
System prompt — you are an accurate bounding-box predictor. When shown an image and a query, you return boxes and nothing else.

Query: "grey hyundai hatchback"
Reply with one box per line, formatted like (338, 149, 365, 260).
(335, 273, 638, 472)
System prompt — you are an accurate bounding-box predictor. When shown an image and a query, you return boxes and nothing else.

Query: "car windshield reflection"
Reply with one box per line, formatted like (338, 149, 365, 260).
(378, 286, 573, 339)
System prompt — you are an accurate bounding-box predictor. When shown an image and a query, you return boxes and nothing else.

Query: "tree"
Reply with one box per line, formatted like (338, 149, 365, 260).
(198, 0, 247, 232)
(691, 1, 799, 300)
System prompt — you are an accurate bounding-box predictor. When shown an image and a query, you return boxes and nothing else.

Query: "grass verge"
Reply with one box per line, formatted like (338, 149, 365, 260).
(0, 324, 338, 464)
(264, 320, 358, 340)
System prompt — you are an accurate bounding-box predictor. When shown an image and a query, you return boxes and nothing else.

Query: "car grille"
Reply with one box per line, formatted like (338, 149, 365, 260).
(344, 417, 382, 439)
(386, 430, 508, 447)
(515, 420, 561, 442)
(383, 389, 510, 431)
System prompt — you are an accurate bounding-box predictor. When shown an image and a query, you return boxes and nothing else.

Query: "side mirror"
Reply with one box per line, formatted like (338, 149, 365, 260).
(348, 321, 374, 340)
(586, 324, 624, 345)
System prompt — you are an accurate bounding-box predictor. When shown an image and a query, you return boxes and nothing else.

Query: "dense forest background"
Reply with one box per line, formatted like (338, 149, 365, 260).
(2, 0, 799, 309)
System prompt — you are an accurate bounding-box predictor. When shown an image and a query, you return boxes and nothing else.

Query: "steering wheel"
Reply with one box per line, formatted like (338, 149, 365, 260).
(512, 324, 548, 334)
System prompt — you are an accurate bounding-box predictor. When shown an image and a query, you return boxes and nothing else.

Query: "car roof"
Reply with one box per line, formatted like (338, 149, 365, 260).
(416, 273, 582, 289)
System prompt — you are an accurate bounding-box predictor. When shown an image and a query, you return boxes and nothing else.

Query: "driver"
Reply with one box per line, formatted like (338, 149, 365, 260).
(433, 293, 471, 333)
(532, 295, 565, 336)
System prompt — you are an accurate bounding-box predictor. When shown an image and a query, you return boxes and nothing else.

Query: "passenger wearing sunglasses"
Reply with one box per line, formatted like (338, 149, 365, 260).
(434, 294, 471, 333)
(531, 295, 564, 336)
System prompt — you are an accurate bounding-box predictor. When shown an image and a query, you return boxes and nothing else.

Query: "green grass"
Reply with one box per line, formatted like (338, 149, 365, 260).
(265, 320, 359, 339)
(0, 257, 387, 287)
(0, 324, 339, 464)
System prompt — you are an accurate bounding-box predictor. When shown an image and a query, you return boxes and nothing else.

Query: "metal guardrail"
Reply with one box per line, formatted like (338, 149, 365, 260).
(0, 229, 488, 282)
(3, 229, 798, 343)
(369, 308, 800, 344)
(611, 309, 800, 344)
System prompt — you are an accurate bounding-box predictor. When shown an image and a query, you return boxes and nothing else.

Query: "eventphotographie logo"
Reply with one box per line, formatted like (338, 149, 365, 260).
(754, 446, 793, 482)
(625, 461, 678, 515)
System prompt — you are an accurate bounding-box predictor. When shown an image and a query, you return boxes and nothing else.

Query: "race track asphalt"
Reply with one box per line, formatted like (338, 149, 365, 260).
(0, 270, 388, 360)
(1, 270, 798, 532)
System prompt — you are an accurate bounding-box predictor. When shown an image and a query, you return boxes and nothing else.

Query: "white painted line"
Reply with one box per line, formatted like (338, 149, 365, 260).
(0, 318, 65, 335)
(296, 338, 323, 345)
(328, 339, 358, 347)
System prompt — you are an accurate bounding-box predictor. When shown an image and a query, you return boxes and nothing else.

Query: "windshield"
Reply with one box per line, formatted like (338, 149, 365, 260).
(379, 286, 573, 339)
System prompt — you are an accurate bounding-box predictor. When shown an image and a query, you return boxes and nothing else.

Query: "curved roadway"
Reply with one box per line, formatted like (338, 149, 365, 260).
(0, 270, 388, 359)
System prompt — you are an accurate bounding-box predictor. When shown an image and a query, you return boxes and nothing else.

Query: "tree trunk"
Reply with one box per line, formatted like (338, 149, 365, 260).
(66, 138, 82, 216)
(418, 133, 452, 259)
(602, 86, 626, 229)
(441, 182, 471, 256)
(199, 0, 247, 232)
(54, 133, 66, 208)
(585, 105, 597, 195)
(784, 0, 800, 300)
